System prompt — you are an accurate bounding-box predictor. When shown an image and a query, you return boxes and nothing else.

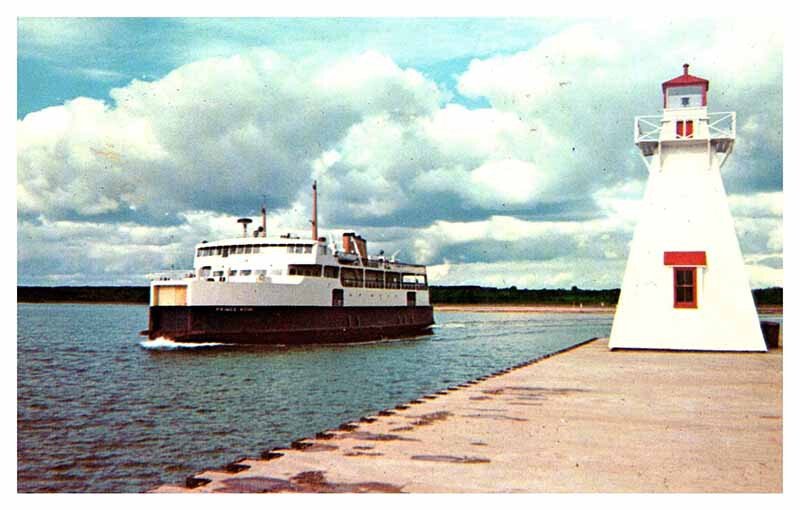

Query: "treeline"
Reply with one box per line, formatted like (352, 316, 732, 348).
(429, 286, 620, 305)
(16, 285, 783, 306)
(18, 286, 150, 304)
(753, 287, 783, 306)
(430, 286, 783, 306)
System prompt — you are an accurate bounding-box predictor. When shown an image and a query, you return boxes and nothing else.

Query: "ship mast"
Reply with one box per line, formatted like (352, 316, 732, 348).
(261, 202, 267, 238)
(311, 180, 318, 241)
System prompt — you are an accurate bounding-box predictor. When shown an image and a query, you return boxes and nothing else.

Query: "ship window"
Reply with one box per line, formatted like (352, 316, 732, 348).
(222, 247, 229, 257)
(674, 267, 697, 308)
(240, 269, 252, 276)
(213, 270, 224, 277)
(245, 245, 252, 254)
(288, 264, 322, 277)
(324, 266, 339, 278)
(402, 273, 427, 289)
(365, 270, 384, 289)
(304, 245, 312, 253)
(386, 272, 401, 289)
(341, 267, 364, 287)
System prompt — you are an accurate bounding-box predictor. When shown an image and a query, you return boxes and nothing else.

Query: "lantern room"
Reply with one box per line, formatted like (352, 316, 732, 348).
(662, 64, 709, 109)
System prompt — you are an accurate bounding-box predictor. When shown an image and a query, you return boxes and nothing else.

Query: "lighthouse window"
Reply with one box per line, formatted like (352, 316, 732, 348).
(674, 267, 697, 308)
(676, 120, 694, 138)
(666, 85, 704, 108)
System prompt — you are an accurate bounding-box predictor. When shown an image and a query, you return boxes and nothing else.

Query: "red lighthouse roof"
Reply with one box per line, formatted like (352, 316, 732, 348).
(662, 64, 709, 93)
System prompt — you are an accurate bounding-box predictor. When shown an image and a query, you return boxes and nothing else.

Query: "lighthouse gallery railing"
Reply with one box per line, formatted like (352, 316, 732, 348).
(634, 111, 736, 144)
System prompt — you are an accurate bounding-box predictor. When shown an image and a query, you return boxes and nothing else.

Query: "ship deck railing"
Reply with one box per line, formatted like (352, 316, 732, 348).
(341, 278, 428, 290)
(148, 270, 196, 282)
(335, 255, 427, 271)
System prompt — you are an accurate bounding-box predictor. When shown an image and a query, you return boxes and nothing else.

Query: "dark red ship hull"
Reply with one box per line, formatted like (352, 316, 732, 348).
(145, 305, 435, 345)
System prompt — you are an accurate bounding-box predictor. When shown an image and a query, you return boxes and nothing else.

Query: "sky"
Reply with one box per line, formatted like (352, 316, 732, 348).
(15, 16, 784, 289)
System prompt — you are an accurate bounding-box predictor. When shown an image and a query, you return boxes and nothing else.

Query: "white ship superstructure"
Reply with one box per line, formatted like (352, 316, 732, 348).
(151, 234, 430, 308)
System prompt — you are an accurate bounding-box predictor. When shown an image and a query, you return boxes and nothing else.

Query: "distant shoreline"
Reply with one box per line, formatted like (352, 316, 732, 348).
(434, 304, 616, 313)
(16, 300, 783, 315)
(16, 285, 782, 313)
(434, 304, 783, 315)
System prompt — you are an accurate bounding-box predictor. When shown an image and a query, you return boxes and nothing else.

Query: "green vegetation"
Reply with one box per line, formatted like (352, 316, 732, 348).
(431, 286, 782, 306)
(18, 286, 149, 304)
(17, 285, 782, 306)
(752, 287, 783, 306)
(429, 285, 620, 306)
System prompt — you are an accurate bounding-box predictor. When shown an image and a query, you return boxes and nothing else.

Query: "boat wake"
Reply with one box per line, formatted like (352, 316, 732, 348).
(139, 337, 225, 350)
(437, 322, 468, 329)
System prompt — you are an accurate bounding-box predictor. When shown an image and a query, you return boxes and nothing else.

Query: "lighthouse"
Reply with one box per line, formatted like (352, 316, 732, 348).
(609, 65, 766, 351)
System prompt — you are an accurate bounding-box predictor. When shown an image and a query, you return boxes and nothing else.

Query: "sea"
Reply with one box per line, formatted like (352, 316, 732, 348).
(15, 303, 777, 493)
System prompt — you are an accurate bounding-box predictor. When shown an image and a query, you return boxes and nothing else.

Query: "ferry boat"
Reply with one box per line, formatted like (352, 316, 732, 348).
(143, 182, 434, 344)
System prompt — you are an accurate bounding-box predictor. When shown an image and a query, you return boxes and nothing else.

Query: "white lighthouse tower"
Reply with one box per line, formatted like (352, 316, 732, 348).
(609, 65, 766, 351)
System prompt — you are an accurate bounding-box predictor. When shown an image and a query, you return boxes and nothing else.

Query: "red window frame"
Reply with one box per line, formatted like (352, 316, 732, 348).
(673, 267, 697, 309)
(676, 120, 694, 138)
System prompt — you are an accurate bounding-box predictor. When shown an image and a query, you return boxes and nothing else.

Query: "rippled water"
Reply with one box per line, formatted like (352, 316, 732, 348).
(17, 303, 615, 492)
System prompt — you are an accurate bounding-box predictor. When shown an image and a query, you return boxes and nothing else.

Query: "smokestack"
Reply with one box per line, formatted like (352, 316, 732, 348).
(261, 204, 267, 238)
(311, 180, 318, 241)
(237, 218, 252, 238)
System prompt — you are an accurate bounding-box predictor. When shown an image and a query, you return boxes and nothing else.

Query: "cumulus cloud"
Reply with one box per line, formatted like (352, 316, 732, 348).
(16, 19, 783, 288)
(17, 49, 443, 224)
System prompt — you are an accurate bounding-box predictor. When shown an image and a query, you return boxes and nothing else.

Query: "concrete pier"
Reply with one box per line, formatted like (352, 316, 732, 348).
(152, 338, 782, 493)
